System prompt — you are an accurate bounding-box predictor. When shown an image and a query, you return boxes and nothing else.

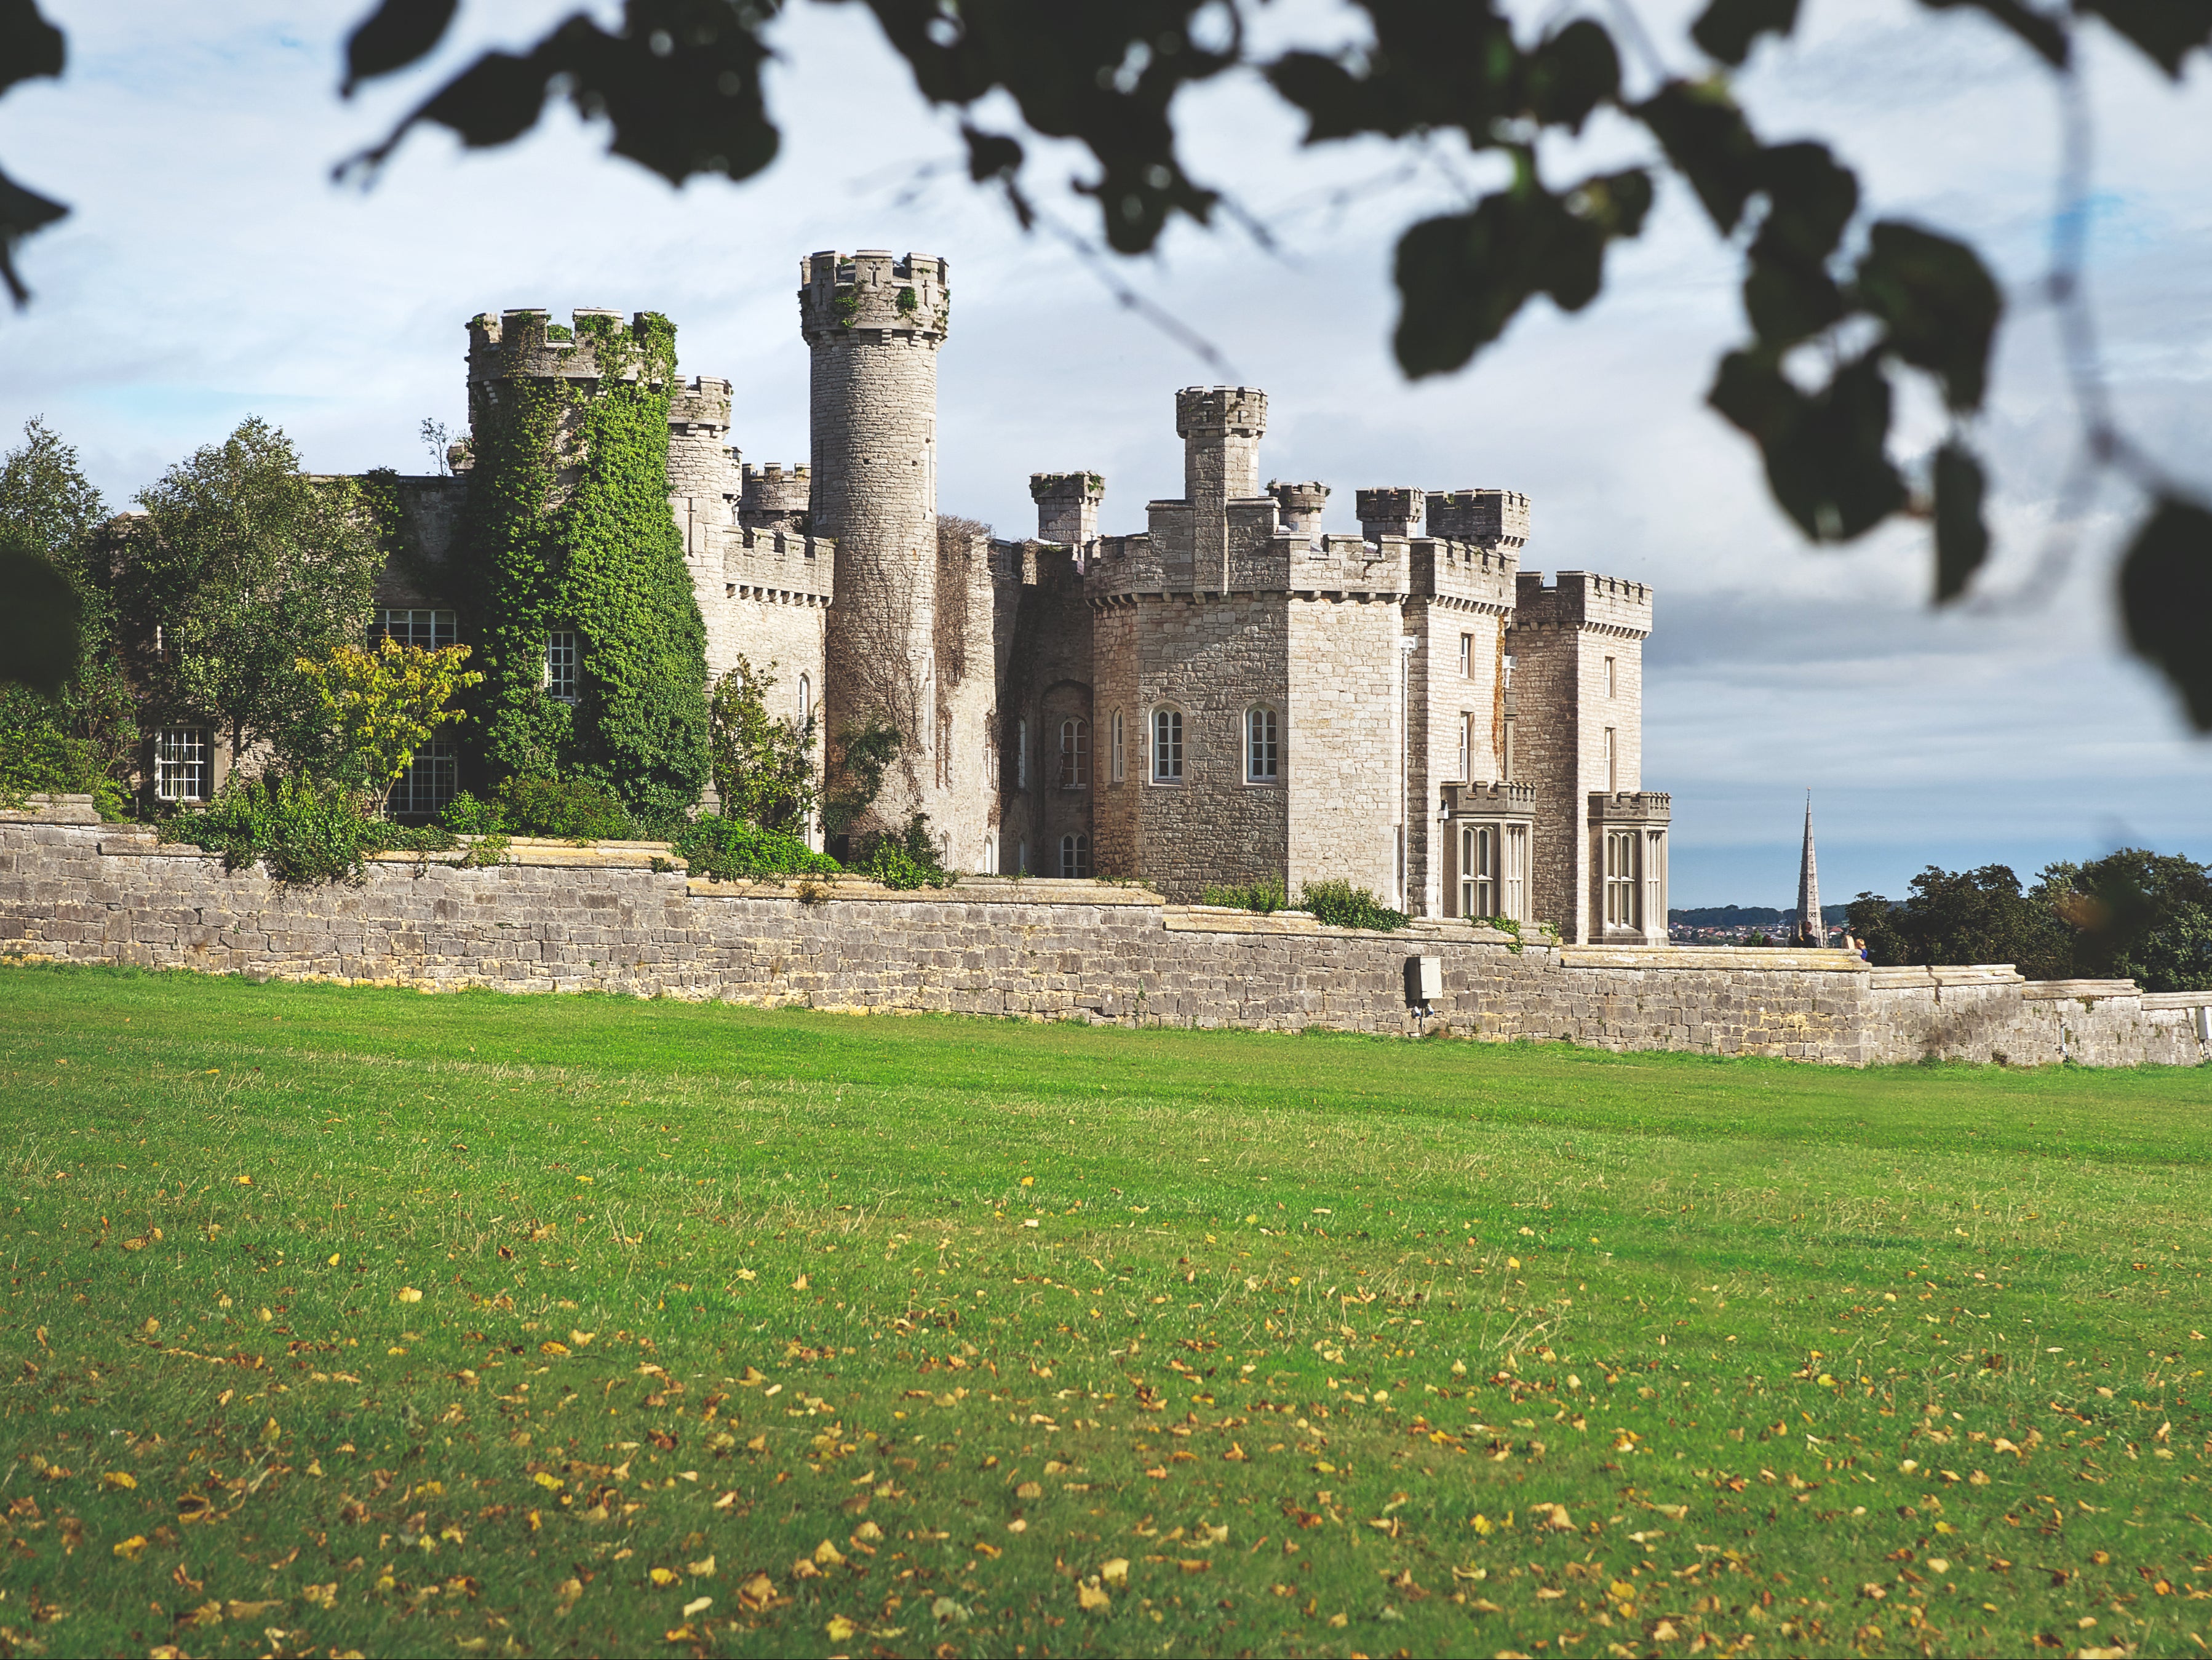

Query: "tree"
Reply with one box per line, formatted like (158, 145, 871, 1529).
(6, 0, 2205, 725)
(2037, 848, 2212, 994)
(293, 636, 483, 804)
(706, 656, 818, 831)
(117, 417, 384, 773)
(1847, 865, 2071, 978)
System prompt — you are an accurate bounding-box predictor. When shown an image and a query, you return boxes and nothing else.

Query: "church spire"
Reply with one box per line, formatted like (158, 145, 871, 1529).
(1796, 792, 1823, 947)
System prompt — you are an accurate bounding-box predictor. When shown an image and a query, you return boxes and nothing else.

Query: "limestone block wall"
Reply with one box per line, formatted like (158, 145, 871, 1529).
(993, 543, 1094, 879)
(1285, 596, 1402, 905)
(2, 805, 2206, 1067)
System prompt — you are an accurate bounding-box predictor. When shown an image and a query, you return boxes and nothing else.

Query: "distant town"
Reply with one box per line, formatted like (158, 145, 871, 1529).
(1667, 903, 1855, 945)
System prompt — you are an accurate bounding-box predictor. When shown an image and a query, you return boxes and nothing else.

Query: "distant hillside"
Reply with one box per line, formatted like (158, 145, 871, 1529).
(1668, 903, 1855, 927)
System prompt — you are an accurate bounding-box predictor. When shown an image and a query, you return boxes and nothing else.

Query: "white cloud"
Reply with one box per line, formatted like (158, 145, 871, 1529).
(2, 0, 2205, 903)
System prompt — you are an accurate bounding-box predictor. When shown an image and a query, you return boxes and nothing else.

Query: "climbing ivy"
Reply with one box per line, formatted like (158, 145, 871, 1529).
(457, 310, 709, 826)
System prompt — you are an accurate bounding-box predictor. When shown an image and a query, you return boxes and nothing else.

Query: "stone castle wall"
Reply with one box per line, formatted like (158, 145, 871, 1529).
(7, 803, 2204, 1067)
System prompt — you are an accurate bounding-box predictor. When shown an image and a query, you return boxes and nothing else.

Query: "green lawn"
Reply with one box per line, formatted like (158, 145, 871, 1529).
(3, 963, 2210, 1659)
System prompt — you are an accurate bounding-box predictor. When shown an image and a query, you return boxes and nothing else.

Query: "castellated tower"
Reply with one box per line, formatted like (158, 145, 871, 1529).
(1176, 387, 1268, 592)
(800, 250, 977, 850)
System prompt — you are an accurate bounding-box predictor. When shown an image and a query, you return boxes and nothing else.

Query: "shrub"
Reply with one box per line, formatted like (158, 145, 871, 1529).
(490, 776, 637, 841)
(674, 815, 840, 883)
(1203, 877, 1287, 913)
(1300, 879, 1409, 932)
(437, 790, 506, 836)
(163, 775, 378, 885)
(852, 813, 957, 892)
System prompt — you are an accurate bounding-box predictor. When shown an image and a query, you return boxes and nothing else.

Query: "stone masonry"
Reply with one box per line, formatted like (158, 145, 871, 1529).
(4, 800, 2206, 1068)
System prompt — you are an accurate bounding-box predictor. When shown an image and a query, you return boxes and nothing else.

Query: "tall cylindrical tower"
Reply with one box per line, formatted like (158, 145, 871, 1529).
(800, 250, 951, 840)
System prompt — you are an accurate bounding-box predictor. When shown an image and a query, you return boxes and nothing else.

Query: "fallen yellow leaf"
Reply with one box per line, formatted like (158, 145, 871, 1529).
(113, 1534, 148, 1560)
(650, 1566, 680, 1587)
(824, 1615, 857, 1640)
(1078, 1581, 1110, 1612)
(1100, 1558, 1129, 1587)
(100, 1470, 137, 1490)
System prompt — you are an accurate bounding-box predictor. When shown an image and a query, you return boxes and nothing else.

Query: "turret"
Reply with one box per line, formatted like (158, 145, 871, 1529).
(741, 463, 811, 537)
(1356, 487, 1424, 541)
(1030, 471, 1104, 548)
(1176, 385, 1267, 591)
(1426, 489, 1530, 550)
(1269, 480, 1329, 542)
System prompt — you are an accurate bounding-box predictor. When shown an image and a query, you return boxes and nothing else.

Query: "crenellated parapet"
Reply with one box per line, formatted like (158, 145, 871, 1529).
(1356, 487, 1425, 541)
(798, 249, 950, 346)
(1513, 570, 1653, 639)
(467, 307, 670, 386)
(722, 526, 835, 605)
(1269, 480, 1329, 541)
(1427, 489, 1530, 550)
(740, 463, 810, 536)
(1030, 471, 1104, 547)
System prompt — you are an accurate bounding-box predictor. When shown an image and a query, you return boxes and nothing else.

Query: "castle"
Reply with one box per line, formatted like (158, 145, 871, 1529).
(364, 250, 1669, 944)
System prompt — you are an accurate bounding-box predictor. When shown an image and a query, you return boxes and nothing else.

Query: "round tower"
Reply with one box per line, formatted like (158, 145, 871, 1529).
(740, 462, 811, 536)
(800, 249, 952, 839)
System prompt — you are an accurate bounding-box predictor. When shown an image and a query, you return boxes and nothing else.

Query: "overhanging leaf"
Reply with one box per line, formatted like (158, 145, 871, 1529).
(1635, 79, 1764, 234)
(2118, 496, 2212, 728)
(0, 0, 63, 98)
(1932, 441, 1989, 602)
(1856, 220, 2002, 410)
(1916, 0, 2071, 67)
(1393, 169, 1653, 378)
(341, 0, 457, 95)
(0, 163, 67, 307)
(0, 546, 81, 698)
(1691, 0, 1803, 65)
(2074, 0, 2211, 74)
(1709, 351, 1905, 540)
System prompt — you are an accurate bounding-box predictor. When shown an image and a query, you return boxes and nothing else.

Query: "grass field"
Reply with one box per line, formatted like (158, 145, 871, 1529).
(3, 964, 2211, 1660)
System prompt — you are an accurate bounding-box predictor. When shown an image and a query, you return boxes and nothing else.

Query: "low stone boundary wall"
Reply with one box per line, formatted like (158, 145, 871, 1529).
(2, 799, 2206, 1068)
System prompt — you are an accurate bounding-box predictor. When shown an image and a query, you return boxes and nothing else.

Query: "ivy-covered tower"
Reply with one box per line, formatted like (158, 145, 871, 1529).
(460, 306, 710, 823)
(800, 250, 958, 847)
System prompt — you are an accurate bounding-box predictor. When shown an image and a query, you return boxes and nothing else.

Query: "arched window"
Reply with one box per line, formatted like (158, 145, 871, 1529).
(1060, 833, 1091, 878)
(1110, 711, 1125, 783)
(1059, 717, 1088, 788)
(1245, 706, 1279, 783)
(1151, 708, 1183, 782)
(797, 672, 811, 728)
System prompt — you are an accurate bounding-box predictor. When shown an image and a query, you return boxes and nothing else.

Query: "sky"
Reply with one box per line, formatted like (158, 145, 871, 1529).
(2, 0, 2207, 905)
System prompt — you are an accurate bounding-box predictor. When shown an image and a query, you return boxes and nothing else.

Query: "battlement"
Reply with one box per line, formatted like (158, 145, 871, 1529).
(1356, 487, 1424, 540)
(1426, 489, 1530, 549)
(467, 308, 667, 384)
(1174, 386, 1268, 440)
(1513, 569, 1653, 636)
(1442, 779, 1538, 817)
(669, 376, 731, 432)
(1588, 790, 1671, 823)
(740, 463, 810, 536)
(1407, 535, 1518, 608)
(798, 249, 950, 345)
(1269, 480, 1329, 540)
(723, 526, 834, 601)
(1031, 472, 1104, 547)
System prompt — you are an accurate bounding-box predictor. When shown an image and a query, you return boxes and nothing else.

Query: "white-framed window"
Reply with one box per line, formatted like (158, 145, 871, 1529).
(1059, 717, 1089, 788)
(154, 727, 209, 802)
(1645, 830, 1665, 936)
(1604, 655, 1617, 698)
(1016, 717, 1028, 788)
(1460, 824, 1497, 919)
(1245, 706, 1278, 783)
(1503, 652, 1515, 690)
(1458, 712, 1475, 781)
(1505, 823, 1528, 921)
(981, 836, 998, 875)
(1602, 726, 1617, 792)
(1060, 833, 1091, 878)
(1152, 708, 1183, 783)
(1605, 828, 1638, 928)
(379, 608, 457, 649)
(1111, 710, 1125, 783)
(797, 672, 811, 728)
(546, 629, 579, 702)
(1458, 632, 1473, 678)
(388, 736, 458, 818)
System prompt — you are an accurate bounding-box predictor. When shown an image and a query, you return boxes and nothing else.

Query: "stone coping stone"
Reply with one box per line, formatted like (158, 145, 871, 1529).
(2143, 991, 2212, 1012)
(1867, 964, 2027, 989)
(1161, 908, 1521, 944)
(1562, 945, 1869, 973)
(2021, 979, 2142, 1002)
(0, 794, 99, 824)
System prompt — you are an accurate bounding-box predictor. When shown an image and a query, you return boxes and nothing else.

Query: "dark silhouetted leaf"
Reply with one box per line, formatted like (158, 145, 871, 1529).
(1393, 169, 1652, 378)
(1635, 79, 1764, 233)
(2075, 0, 2211, 73)
(1933, 441, 1989, 602)
(1916, 0, 2070, 66)
(1710, 351, 1904, 540)
(962, 126, 1033, 229)
(2119, 496, 2212, 728)
(344, 2, 778, 189)
(1524, 20, 1623, 130)
(1692, 0, 1802, 65)
(0, 0, 63, 97)
(1856, 220, 2002, 410)
(1738, 143, 1858, 347)
(342, 0, 456, 95)
(0, 164, 66, 307)
(0, 546, 81, 697)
